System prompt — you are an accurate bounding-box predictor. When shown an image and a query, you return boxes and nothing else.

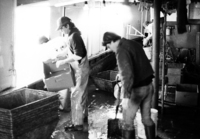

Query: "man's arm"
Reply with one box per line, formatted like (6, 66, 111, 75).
(143, 34, 152, 46)
(116, 49, 134, 99)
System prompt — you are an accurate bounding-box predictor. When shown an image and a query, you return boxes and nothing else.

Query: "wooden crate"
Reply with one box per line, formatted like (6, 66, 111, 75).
(91, 70, 118, 93)
(90, 52, 117, 76)
(167, 68, 182, 85)
(175, 84, 199, 107)
(0, 88, 59, 138)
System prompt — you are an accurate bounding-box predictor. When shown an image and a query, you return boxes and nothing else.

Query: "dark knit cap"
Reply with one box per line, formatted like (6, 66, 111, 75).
(102, 32, 121, 46)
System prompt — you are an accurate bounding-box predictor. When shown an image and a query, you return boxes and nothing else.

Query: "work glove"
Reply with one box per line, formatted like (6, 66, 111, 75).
(114, 82, 123, 100)
(121, 98, 129, 110)
(56, 60, 66, 68)
(56, 53, 68, 60)
(115, 73, 121, 81)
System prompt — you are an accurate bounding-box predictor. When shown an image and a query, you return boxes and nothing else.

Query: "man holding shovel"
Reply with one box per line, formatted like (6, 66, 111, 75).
(102, 32, 155, 139)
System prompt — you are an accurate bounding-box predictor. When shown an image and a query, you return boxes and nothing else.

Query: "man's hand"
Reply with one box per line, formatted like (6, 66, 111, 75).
(115, 73, 121, 81)
(121, 98, 129, 109)
(51, 58, 58, 64)
(114, 82, 123, 100)
(56, 60, 66, 68)
(56, 53, 67, 60)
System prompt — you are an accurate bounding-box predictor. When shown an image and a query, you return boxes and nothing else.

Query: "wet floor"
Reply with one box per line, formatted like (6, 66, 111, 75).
(88, 88, 118, 139)
(50, 82, 119, 139)
(51, 81, 200, 139)
(157, 105, 200, 139)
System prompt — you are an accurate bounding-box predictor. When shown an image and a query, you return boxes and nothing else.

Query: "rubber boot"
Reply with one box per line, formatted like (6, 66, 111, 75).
(144, 124, 155, 139)
(122, 129, 135, 139)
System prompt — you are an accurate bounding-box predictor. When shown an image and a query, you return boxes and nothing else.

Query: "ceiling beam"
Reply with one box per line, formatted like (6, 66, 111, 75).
(17, 0, 47, 6)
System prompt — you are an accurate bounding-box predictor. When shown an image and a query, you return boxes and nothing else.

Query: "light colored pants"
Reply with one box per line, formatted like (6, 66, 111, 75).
(70, 72, 89, 126)
(122, 83, 154, 130)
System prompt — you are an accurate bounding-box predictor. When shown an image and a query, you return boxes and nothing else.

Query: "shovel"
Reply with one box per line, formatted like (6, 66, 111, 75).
(107, 81, 122, 139)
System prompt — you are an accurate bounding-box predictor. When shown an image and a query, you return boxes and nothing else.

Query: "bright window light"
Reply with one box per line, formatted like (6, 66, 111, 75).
(15, 5, 50, 87)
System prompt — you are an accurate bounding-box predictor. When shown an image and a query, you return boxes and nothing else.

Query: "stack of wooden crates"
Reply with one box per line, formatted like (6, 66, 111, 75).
(167, 63, 199, 107)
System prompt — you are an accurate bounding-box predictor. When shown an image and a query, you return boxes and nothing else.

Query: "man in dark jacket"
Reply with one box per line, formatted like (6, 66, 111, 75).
(102, 32, 155, 139)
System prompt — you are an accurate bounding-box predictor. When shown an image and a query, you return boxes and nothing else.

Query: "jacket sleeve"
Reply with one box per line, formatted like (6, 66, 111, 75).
(116, 49, 134, 98)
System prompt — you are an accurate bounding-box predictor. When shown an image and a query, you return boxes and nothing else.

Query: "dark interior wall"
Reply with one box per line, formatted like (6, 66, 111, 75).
(17, 0, 47, 6)
(166, 24, 199, 49)
(167, 24, 200, 49)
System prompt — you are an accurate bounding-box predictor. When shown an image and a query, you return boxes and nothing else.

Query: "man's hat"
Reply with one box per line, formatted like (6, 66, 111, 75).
(102, 32, 121, 46)
(56, 16, 71, 31)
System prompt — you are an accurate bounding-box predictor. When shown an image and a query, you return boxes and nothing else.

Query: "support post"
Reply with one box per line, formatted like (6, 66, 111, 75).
(161, 13, 167, 117)
(196, 32, 200, 65)
(152, 0, 161, 109)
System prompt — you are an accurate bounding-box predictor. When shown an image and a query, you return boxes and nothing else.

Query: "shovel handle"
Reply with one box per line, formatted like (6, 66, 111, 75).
(115, 105, 119, 119)
(115, 78, 121, 119)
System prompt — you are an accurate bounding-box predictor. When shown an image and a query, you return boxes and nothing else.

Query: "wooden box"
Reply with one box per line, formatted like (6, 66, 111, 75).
(167, 68, 182, 85)
(44, 68, 75, 92)
(91, 70, 118, 93)
(175, 84, 199, 107)
(43, 59, 70, 74)
(0, 88, 59, 138)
